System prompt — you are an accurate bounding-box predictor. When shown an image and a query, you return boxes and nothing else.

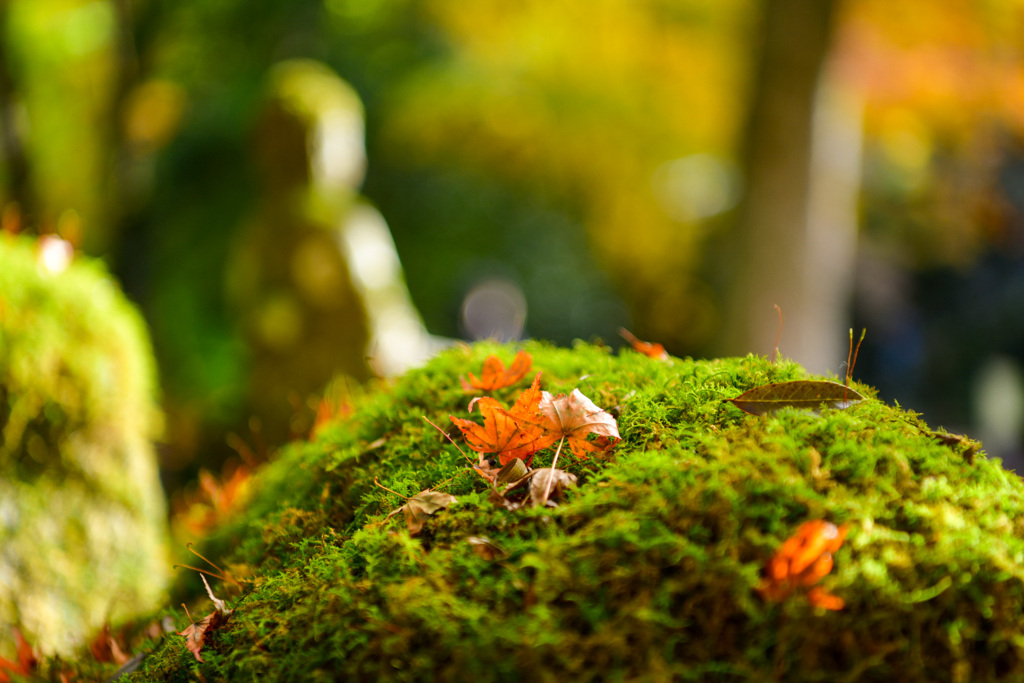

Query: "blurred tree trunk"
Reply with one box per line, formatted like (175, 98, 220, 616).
(719, 0, 858, 374)
(0, 6, 33, 218)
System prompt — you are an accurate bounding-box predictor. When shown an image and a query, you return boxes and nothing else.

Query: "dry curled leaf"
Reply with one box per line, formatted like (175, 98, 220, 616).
(468, 536, 507, 561)
(727, 380, 865, 416)
(619, 327, 669, 360)
(529, 468, 578, 507)
(177, 575, 234, 662)
(462, 350, 532, 391)
(386, 490, 458, 536)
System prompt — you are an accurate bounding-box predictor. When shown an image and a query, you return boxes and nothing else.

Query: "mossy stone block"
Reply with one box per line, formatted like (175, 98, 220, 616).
(133, 341, 1020, 682)
(0, 236, 169, 655)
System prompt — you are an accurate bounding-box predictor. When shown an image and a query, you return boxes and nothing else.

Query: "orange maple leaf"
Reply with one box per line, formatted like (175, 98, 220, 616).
(450, 372, 553, 466)
(461, 350, 532, 391)
(531, 389, 621, 460)
(619, 328, 669, 361)
(758, 520, 848, 610)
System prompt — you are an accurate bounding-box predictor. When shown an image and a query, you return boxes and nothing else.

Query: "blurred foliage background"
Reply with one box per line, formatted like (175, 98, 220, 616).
(3, 0, 1024, 486)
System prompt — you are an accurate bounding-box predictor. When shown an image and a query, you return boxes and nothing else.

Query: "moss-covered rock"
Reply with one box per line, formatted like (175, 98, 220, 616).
(0, 236, 169, 656)
(127, 341, 1022, 682)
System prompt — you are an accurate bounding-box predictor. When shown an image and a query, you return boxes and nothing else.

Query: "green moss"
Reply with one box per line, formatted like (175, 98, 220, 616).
(125, 341, 1021, 681)
(0, 235, 169, 656)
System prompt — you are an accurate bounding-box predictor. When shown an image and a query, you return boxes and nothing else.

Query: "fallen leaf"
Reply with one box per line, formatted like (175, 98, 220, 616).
(495, 458, 529, 486)
(533, 389, 621, 459)
(451, 373, 553, 466)
(759, 520, 848, 610)
(462, 350, 532, 391)
(927, 429, 980, 462)
(89, 623, 131, 665)
(529, 468, 578, 507)
(727, 380, 865, 416)
(386, 490, 458, 536)
(177, 612, 227, 663)
(619, 328, 669, 360)
(176, 575, 234, 662)
(468, 536, 507, 561)
(0, 628, 35, 683)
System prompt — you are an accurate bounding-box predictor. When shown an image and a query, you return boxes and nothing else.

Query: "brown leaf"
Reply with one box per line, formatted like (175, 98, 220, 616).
(535, 389, 621, 459)
(177, 611, 228, 663)
(468, 536, 507, 561)
(89, 623, 131, 666)
(529, 468, 578, 507)
(176, 575, 234, 663)
(387, 490, 458, 536)
(461, 350, 532, 391)
(727, 380, 865, 416)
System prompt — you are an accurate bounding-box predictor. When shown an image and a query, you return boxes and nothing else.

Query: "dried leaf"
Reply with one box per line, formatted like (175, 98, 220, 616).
(451, 373, 552, 466)
(89, 623, 131, 665)
(176, 576, 234, 663)
(386, 490, 458, 536)
(619, 327, 669, 360)
(927, 429, 980, 462)
(468, 536, 507, 561)
(177, 611, 229, 663)
(462, 350, 532, 391)
(535, 389, 621, 459)
(529, 468, 578, 507)
(727, 380, 865, 416)
(495, 458, 529, 486)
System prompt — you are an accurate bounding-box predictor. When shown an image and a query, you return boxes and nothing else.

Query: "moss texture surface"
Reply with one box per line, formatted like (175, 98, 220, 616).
(0, 236, 169, 656)
(128, 341, 1021, 682)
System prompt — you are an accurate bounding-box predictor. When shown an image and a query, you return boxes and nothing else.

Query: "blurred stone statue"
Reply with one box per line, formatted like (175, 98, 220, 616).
(226, 60, 437, 445)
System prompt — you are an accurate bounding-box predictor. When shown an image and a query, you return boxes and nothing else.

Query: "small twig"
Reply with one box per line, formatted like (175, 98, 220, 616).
(422, 416, 477, 466)
(541, 436, 566, 504)
(429, 469, 474, 492)
(173, 543, 241, 588)
(373, 476, 410, 501)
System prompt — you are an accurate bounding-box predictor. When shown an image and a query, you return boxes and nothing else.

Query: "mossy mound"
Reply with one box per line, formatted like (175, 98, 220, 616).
(131, 341, 1021, 682)
(0, 236, 169, 656)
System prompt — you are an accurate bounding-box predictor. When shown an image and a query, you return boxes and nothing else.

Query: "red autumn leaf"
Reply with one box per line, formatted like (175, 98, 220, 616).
(619, 327, 669, 360)
(532, 389, 621, 460)
(0, 628, 36, 683)
(450, 372, 553, 466)
(461, 350, 533, 391)
(758, 520, 848, 610)
(177, 576, 234, 662)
